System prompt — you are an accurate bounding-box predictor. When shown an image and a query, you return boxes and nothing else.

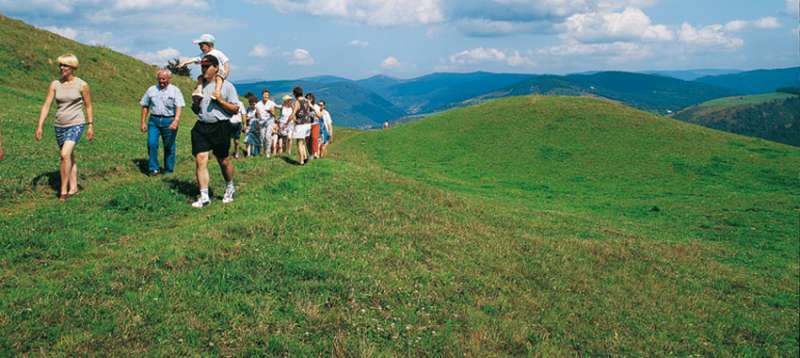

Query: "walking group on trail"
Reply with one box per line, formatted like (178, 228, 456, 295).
(31, 33, 334, 208)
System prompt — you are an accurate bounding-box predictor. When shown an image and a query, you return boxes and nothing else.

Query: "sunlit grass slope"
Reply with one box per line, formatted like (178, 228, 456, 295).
(1, 14, 798, 356)
(0, 14, 194, 198)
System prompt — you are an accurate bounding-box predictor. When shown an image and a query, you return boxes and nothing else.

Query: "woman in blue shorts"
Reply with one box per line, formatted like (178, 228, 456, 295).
(34, 54, 95, 201)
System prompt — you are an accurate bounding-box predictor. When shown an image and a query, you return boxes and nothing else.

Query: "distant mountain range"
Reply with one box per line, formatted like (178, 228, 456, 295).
(235, 67, 800, 129)
(694, 67, 800, 94)
(646, 69, 741, 81)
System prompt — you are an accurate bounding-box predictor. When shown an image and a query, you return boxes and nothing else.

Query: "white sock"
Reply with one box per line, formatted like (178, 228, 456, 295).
(226, 181, 235, 190)
(200, 189, 210, 201)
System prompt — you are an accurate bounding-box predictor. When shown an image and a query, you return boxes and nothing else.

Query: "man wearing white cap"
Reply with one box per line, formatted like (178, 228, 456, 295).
(179, 33, 230, 101)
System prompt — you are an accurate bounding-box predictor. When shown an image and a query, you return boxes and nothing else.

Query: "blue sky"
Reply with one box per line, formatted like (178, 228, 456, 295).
(1, 0, 797, 81)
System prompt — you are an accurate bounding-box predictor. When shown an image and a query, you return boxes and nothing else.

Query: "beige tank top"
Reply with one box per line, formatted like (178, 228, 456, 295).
(53, 78, 86, 127)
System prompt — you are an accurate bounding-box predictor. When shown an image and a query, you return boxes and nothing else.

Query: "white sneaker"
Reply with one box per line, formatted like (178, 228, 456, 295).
(222, 186, 235, 204)
(191, 196, 210, 208)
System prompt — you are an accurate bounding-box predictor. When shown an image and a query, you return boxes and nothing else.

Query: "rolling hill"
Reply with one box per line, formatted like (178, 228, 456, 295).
(1, 14, 798, 356)
(674, 92, 800, 146)
(695, 67, 800, 94)
(467, 72, 736, 114)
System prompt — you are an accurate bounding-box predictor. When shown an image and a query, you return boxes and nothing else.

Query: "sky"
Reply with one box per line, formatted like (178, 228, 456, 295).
(1, 0, 798, 81)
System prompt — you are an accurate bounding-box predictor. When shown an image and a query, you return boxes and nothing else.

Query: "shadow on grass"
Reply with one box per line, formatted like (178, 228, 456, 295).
(279, 156, 302, 166)
(164, 178, 203, 200)
(31, 171, 62, 198)
(132, 158, 149, 175)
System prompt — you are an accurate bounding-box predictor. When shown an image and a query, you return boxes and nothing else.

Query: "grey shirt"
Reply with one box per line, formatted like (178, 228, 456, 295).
(197, 80, 239, 123)
(140, 84, 185, 117)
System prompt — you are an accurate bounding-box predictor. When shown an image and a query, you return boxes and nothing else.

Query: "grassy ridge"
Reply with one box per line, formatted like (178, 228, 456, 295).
(674, 93, 800, 146)
(1, 14, 799, 356)
(693, 92, 796, 108)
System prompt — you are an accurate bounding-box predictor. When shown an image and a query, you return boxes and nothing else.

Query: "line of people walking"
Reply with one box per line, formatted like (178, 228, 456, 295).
(33, 33, 333, 208)
(240, 88, 333, 163)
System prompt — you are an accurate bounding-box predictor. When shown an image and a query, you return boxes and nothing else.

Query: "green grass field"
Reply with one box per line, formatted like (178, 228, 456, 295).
(693, 92, 796, 109)
(1, 15, 799, 356)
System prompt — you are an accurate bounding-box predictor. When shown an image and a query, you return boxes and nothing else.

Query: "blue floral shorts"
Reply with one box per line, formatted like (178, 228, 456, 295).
(55, 124, 85, 147)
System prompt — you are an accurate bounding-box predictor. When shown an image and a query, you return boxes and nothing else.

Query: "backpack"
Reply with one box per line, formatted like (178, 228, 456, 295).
(295, 98, 312, 125)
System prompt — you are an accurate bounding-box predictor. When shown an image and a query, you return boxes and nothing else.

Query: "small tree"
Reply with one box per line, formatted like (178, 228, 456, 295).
(166, 57, 192, 77)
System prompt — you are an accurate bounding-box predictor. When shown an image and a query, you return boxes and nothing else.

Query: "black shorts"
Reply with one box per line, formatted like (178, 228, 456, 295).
(230, 122, 242, 140)
(191, 121, 232, 158)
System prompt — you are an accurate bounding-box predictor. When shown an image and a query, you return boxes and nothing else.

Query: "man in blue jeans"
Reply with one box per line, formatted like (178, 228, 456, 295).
(140, 69, 185, 176)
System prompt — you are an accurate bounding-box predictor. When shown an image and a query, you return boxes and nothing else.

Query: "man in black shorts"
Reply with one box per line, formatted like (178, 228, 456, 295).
(190, 55, 240, 208)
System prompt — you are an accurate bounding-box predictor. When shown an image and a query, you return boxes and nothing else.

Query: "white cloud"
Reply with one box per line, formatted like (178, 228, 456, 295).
(754, 17, 781, 29)
(348, 40, 370, 48)
(251, 0, 659, 35)
(289, 48, 315, 65)
(456, 18, 554, 37)
(0, 0, 209, 15)
(111, 0, 209, 11)
(380, 56, 401, 69)
(449, 47, 534, 67)
(133, 48, 182, 65)
(563, 8, 673, 43)
(723, 20, 749, 32)
(722, 17, 781, 32)
(677, 23, 744, 49)
(253, 0, 444, 26)
(41, 26, 79, 40)
(788, 0, 799, 17)
(0, 0, 75, 15)
(538, 41, 652, 61)
(249, 43, 273, 58)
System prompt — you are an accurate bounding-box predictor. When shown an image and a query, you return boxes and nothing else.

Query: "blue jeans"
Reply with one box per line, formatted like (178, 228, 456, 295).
(148, 116, 178, 173)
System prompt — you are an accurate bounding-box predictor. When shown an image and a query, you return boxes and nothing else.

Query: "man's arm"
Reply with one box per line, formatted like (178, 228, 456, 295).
(216, 85, 240, 114)
(140, 106, 149, 133)
(217, 97, 240, 114)
(170, 106, 182, 130)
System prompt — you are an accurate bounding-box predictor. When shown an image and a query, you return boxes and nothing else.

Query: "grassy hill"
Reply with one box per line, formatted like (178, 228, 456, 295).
(674, 93, 800, 146)
(467, 72, 736, 114)
(696, 67, 800, 94)
(1, 14, 799, 356)
(563, 71, 736, 112)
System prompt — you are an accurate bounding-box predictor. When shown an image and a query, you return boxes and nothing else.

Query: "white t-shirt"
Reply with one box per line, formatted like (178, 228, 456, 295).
(255, 99, 277, 120)
(321, 110, 332, 129)
(191, 49, 230, 77)
(229, 101, 245, 124)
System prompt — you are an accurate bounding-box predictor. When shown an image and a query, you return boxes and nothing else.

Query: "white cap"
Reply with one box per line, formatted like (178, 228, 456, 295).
(192, 34, 215, 44)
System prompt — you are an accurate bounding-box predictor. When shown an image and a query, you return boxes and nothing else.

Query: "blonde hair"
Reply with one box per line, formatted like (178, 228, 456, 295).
(57, 54, 79, 69)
